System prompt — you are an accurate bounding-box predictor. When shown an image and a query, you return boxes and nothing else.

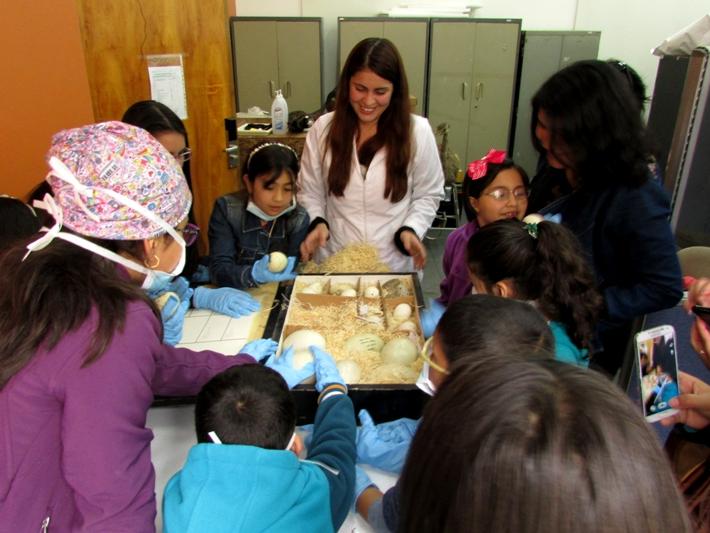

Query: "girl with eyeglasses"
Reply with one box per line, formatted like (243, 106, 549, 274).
(420, 149, 529, 336)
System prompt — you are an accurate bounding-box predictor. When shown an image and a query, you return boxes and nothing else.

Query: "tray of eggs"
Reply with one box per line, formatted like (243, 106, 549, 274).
(271, 274, 426, 385)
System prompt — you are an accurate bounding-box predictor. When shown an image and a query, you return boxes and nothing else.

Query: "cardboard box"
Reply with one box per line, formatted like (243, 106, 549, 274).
(265, 273, 429, 423)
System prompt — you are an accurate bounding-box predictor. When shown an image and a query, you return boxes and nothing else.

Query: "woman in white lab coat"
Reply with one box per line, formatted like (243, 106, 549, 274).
(298, 38, 444, 272)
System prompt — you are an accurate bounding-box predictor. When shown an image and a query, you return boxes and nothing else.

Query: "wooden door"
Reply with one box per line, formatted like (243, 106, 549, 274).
(277, 20, 322, 113)
(233, 19, 279, 112)
(466, 22, 520, 162)
(428, 21, 475, 167)
(77, 0, 237, 253)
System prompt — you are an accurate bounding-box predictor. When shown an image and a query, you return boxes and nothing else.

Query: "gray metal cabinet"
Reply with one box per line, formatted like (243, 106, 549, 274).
(428, 19, 521, 165)
(230, 17, 322, 113)
(338, 17, 429, 115)
(512, 31, 600, 174)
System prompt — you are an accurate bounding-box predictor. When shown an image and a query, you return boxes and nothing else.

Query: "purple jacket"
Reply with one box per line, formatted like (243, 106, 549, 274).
(0, 301, 254, 532)
(438, 221, 479, 306)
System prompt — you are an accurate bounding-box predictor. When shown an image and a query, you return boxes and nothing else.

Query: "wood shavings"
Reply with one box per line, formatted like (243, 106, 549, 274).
(284, 293, 423, 384)
(301, 243, 390, 273)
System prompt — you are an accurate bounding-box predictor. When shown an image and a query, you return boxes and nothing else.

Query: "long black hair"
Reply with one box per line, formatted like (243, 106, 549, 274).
(436, 294, 554, 362)
(467, 219, 602, 351)
(531, 60, 651, 189)
(399, 357, 692, 532)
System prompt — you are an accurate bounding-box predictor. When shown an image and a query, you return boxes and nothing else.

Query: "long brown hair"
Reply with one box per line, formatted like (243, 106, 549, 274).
(399, 357, 692, 532)
(0, 237, 159, 389)
(326, 38, 411, 202)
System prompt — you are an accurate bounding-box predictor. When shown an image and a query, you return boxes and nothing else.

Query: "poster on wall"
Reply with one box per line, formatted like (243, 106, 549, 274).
(147, 54, 188, 119)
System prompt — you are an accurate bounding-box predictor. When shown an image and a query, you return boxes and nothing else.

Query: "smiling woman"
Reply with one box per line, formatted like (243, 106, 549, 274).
(298, 38, 444, 273)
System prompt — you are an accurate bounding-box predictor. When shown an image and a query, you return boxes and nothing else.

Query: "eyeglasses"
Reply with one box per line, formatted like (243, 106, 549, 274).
(177, 223, 200, 246)
(483, 186, 529, 202)
(420, 337, 450, 375)
(174, 148, 192, 163)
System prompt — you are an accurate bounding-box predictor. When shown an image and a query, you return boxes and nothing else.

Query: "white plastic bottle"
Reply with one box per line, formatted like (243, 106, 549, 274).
(271, 89, 288, 135)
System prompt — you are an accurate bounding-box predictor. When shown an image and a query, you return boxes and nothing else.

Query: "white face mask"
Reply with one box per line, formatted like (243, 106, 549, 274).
(246, 197, 296, 222)
(208, 430, 296, 451)
(25, 157, 187, 285)
(415, 361, 436, 397)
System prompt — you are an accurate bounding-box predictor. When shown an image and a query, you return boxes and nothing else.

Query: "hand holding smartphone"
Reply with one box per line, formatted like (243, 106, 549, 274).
(636, 325, 680, 423)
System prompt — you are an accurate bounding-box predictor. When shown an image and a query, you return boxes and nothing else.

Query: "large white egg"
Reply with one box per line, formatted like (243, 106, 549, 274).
(291, 350, 316, 385)
(268, 251, 288, 272)
(300, 282, 323, 294)
(364, 286, 380, 298)
(381, 338, 418, 365)
(330, 282, 356, 295)
(336, 360, 362, 383)
(393, 303, 412, 321)
(293, 349, 314, 369)
(282, 329, 326, 353)
(371, 363, 419, 383)
(340, 288, 357, 297)
(344, 333, 385, 353)
(396, 320, 417, 332)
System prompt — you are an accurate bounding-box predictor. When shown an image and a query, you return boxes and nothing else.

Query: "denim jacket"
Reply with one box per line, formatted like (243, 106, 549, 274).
(208, 192, 310, 289)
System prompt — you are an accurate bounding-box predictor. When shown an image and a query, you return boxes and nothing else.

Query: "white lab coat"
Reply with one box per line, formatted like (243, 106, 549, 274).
(298, 112, 444, 272)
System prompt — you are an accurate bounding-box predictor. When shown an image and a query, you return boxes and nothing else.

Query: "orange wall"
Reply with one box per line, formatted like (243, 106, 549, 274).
(0, 0, 94, 200)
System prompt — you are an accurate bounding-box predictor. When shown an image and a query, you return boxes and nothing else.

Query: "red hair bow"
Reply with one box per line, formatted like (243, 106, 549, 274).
(467, 149, 507, 180)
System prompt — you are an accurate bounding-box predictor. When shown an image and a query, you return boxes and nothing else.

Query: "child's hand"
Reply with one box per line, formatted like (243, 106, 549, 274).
(264, 346, 315, 389)
(356, 409, 418, 473)
(400, 230, 427, 269)
(660, 372, 710, 429)
(159, 294, 190, 345)
(251, 255, 297, 284)
(420, 299, 446, 338)
(239, 338, 278, 361)
(300, 223, 329, 262)
(311, 346, 345, 392)
(192, 286, 260, 318)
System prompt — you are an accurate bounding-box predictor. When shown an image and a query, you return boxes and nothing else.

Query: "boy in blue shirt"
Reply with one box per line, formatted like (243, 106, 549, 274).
(163, 347, 355, 532)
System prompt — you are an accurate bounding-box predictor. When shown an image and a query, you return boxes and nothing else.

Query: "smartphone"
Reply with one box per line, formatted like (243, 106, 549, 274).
(692, 305, 710, 326)
(635, 325, 680, 423)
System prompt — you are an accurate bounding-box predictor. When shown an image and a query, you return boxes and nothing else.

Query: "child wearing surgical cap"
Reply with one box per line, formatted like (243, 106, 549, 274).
(0, 121, 284, 532)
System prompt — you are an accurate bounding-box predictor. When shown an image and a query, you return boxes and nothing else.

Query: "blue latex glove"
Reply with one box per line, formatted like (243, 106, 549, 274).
(311, 345, 346, 393)
(192, 286, 260, 318)
(251, 254, 298, 284)
(356, 409, 419, 473)
(159, 293, 190, 345)
(146, 276, 193, 303)
(264, 346, 315, 389)
(355, 465, 376, 505)
(239, 338, 278, 361)
(420, 298, 446, 338)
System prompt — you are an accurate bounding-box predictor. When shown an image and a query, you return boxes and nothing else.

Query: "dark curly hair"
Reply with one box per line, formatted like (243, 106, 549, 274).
(467, 218, 603, 352)
(531, 60, 651, 190)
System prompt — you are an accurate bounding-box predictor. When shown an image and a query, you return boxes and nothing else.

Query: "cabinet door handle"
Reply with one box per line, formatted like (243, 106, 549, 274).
(286, 80, 292, 98)
(474, 82, 483, 100)
(269, 80, 275, 98)
(461, 82, 468, 100)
